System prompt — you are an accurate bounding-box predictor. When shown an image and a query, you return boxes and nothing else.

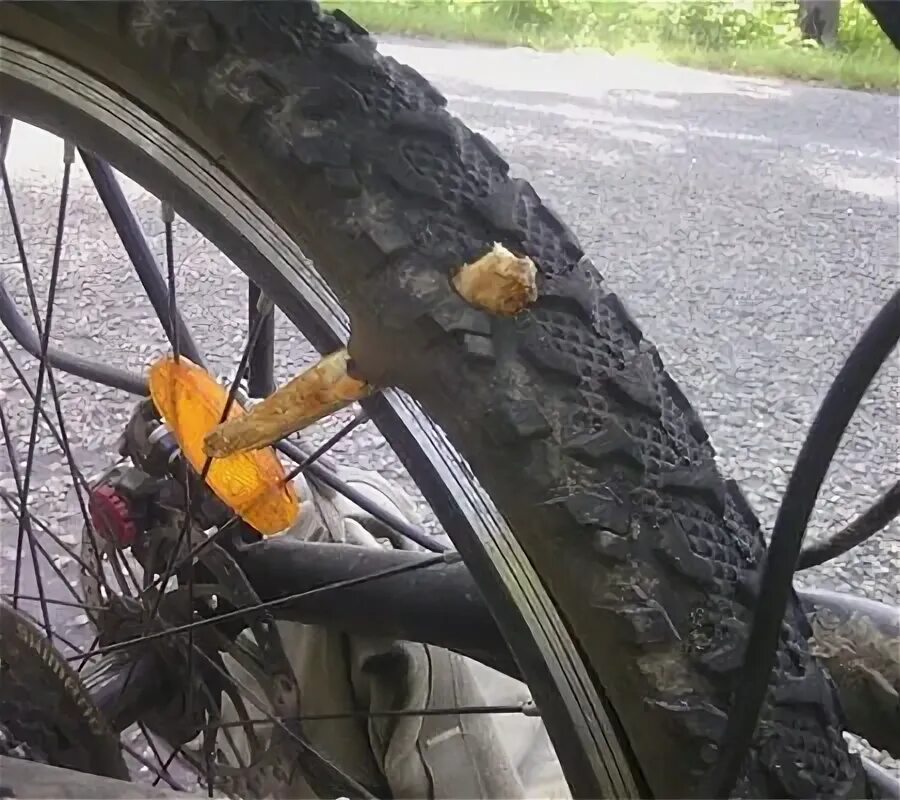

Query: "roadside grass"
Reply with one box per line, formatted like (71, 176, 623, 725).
(326, 1, 900, 91)
(658, 42, 899, 89)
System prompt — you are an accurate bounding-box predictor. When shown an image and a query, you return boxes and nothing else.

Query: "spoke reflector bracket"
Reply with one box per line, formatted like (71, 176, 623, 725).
(203, 348, 372, 457)
(148, 356, 299, 536)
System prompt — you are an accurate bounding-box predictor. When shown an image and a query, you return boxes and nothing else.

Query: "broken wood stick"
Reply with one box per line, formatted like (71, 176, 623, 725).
(452, 243, 537, 316)
(204, 349, 371, 457)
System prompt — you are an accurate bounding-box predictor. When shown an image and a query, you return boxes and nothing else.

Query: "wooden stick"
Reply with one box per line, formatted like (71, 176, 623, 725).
(452, 243, 537, 316)
(204, 349, 371, 456)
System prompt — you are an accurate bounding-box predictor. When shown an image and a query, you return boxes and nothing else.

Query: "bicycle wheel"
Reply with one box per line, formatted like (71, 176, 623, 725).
(0, 3, 870, 798)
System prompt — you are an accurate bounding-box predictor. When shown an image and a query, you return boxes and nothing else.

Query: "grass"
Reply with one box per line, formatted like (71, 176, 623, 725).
(326, 1, 900, 91)
(660, 42, 899, 89)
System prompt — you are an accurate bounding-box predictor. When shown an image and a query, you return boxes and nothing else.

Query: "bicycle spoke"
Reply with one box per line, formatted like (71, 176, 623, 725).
(3, 473, 119, 676)
(155, 747, 212, 791)
(70, 199, 270, 743)
(178, 628, 375, 800)
(0, 342, 123, 598)
(134, 211, 277, 734)
(199, 671, 256, 782)
(207, 702, 536, 730)
(0, 501, 102, 644)
(167, 723, 215, 797)
(20, 537, 89, 611)
(147, 199, 202, 718)
(74, 634, 100, 674)
(122, 737, 188, 792)
(217, 680, 260, 769)
(139, 410, 377, 598)
(71, 552, 448, 661)
(283, 409, 369, 485)
(0, 397, 52, 637)
(181, 295, 278, 718)
(2, 594, 105, 612)
(107, 546, 142, 600)
(0, 341, 90, 489)
(0, 344, 130, 594)
(2, 143, 108, 596)
(141, 291, 279, 610)
(151, 744, 209, 790)
(151, 750, 180, 788)
(74, 561, 436, 790)
(0, 512, 93, 652)
(0, 492, 108, 589)
(162, 202, 180, 364)
(138, 410, 368, 598)
(134, 722, 187, 793)
(141, 517, 241, 597)
(80, 152, 204, 366)
(147, 658, 252, 790)
(0, 279, 149, 395)
(43, 625, 89, 658)
(183, 467, 198, 722)
(2, 519, 92, 621)
(277, 439, 446, 553)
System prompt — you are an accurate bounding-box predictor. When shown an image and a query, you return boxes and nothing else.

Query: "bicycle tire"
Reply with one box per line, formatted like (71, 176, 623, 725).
(0, 3, 868, 797)
(0, 600, 129, 781)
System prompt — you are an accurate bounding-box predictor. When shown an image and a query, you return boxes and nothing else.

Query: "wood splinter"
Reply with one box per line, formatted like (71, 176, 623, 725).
(452, 243, 537, 317)
(204, 349, 371, 457)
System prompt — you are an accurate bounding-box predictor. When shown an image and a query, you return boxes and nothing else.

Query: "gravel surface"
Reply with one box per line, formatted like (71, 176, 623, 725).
(1, 40, 897, 783)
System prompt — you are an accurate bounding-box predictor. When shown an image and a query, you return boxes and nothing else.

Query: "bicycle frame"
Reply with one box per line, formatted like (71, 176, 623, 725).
(2, 533, 892, 799)
(71, 534, 898, 759)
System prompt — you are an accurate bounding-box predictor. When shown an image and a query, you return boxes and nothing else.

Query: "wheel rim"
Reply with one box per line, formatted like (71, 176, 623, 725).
(0, 33, 638, 798)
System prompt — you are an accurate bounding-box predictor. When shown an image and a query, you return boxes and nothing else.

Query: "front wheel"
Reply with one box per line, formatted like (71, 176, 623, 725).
(0, 3, 869, 798)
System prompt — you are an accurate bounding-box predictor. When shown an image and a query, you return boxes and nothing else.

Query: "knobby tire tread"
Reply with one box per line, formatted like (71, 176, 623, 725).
(1, 3, 867, 798)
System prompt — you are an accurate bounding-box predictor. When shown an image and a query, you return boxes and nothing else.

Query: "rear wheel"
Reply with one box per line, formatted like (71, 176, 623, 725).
(0, 3, 868, 798)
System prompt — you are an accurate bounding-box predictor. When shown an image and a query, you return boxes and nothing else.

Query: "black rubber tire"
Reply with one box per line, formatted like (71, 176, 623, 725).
(0, 3, 868, 798)
(0, 600, 129, 781)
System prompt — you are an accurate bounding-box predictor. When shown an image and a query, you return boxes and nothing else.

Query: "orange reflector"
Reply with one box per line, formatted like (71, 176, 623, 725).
(148, 357, 299, 536)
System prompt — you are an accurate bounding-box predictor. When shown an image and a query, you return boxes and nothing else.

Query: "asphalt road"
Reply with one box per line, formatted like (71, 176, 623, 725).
(1, 39, 898, 778)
